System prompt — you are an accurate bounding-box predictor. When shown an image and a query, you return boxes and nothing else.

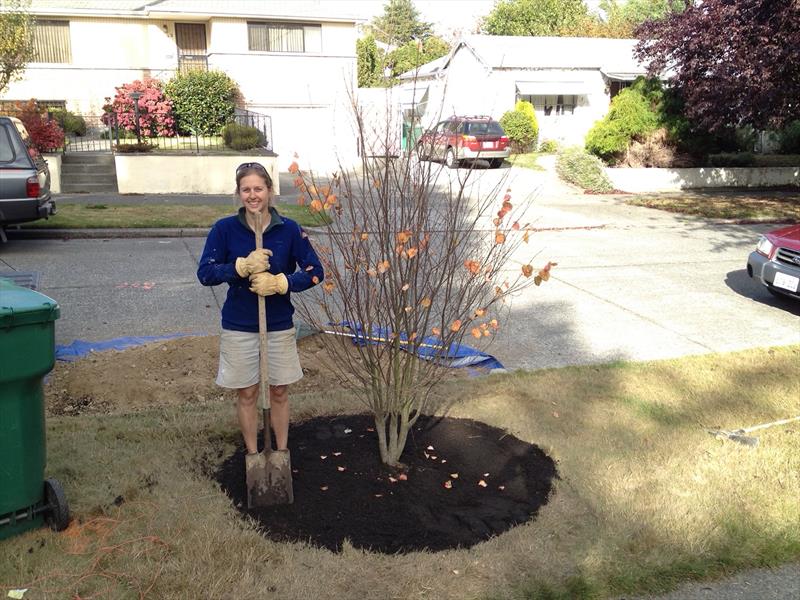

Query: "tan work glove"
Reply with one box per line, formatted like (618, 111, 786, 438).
(235, 249, 272, 277)
(249, 272, 289, 296)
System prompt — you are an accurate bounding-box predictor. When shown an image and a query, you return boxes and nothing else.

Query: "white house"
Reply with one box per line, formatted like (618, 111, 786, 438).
(2, 0, 368, 168)
(398, 35, 648, 147)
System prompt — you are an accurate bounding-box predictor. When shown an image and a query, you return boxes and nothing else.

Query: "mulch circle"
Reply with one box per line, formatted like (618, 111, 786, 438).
(215, 413, 558, 554)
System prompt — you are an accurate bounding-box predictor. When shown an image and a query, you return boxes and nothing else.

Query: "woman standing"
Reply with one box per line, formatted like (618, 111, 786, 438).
(197, 162, 323, 472)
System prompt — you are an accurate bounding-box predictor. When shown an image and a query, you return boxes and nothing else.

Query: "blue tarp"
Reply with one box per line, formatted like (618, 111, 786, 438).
(55, 333, 199, 362)
(336, 322, 504, 371)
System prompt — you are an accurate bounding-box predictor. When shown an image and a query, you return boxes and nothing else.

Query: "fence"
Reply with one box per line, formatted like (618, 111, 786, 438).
(55, 108, 273, 154)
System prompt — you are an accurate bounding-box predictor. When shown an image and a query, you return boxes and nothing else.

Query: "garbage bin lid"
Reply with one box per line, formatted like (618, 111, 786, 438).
(0, 278, 60, 327)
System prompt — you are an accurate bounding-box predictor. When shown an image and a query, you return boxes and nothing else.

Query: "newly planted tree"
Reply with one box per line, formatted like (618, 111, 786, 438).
(292, 97, 555, 467)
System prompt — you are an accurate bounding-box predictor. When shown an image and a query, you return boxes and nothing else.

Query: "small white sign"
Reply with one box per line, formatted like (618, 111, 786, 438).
(773, 272, 800, 292)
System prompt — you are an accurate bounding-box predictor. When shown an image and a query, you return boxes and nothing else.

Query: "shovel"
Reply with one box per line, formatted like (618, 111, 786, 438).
(707, 415, 800, 447)
(245, 211, 294, 508)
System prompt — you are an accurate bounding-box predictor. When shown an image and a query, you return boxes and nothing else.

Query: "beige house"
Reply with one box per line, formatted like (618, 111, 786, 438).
(398, 35, 648, 147)
(2, 0, 367, 168)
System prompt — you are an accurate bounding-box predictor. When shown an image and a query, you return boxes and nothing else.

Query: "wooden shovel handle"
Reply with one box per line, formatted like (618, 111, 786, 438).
(254, 212, 269, 411)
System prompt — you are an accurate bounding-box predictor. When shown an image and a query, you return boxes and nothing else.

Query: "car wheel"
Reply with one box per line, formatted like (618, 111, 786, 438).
(445, 148, 458, 169)
(489, 158, 504, 168)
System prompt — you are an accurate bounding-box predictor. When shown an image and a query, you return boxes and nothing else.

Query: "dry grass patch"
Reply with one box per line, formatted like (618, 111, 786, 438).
(624, 189, 800, 222)
(1, 346, 798, 599)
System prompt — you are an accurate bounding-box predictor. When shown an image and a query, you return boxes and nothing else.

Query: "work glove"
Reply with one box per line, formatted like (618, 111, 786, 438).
(249, 272, 289, 296)
(235, 249, 272, 278)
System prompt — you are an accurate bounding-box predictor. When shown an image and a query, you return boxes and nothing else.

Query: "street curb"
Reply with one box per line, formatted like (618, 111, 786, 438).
(6, 228, 211, 240)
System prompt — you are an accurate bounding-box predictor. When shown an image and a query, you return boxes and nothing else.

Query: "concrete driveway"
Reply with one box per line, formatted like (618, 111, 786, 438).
(1, 162, 798, 364)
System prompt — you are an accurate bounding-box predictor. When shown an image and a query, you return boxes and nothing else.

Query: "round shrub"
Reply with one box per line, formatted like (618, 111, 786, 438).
(556, 146, 613, 193)
(514, 100, 538, 145)
(165, 70, 239, 136)
(13, 100, 65, 152)
(222, 123, 260, 150)
(779, 120, 800, 154)
(586, 88, 659, 163)
(538, 139, 559, 153)
(500, 106, 537, 154)
(50, 109, 86, 136)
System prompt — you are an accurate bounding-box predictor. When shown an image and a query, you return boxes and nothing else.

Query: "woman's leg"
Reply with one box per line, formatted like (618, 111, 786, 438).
(236, 383, 259, 454)
(269, 384, 289, 450)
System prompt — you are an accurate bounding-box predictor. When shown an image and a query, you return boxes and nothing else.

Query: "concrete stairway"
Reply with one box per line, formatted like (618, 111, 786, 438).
(60, 152, 118, 193)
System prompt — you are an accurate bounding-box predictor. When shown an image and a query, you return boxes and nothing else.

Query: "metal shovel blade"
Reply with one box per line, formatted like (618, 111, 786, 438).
(246, 449, 294, 508)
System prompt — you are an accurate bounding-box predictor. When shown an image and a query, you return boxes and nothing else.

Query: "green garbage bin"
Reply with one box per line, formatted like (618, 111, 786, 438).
(0, 278, 69, 540)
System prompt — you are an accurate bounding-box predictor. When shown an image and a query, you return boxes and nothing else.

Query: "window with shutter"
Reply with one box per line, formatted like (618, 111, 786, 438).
(32, 20, 72, 63)
(247, 22, 321, 53)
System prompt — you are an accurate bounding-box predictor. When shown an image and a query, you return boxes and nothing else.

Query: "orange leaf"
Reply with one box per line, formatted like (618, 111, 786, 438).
(489, 319, 499, 329)
(309, 199, 323, 212)
(443, 480, 453, 489)
(397, 473, 408, 481)
(450, 319, 462, 332)
(367, 268, 377, 277)
(360, 232, 369, 241)
(512, 221, 520, 231)
(534, 275, 542, 286)
(405, 247, 418, 258)
(323, 281, 335, 292)
(523, 230, 530, 243)
(377, 259, 390, 274)
(297, 195, 306, 206)
(288, 161, 299, 174)
(502, 200, 512, 212)
(478, 480, 488, 488)
(493, 217, 501, 227)
(464, 260, 480, 274)
(404, 306, 412, 313)
(396, 230, 412, 244)
(474, 308, 486, 317)
(495, 231, 506, 244)
(538, 269, 550, 282)
(326, 194, 337, 205)
(521, 264, 533, 277)
(373, 179, 381, 188)
(401, 283, 410, 291)
(503, 193, 511, 201)
(293, 176, 303, 188)
(432, 326, 441, 336)
(471, 327, 481, 339)
(420, 297, 432, 308)
(495, 286, 503, 296)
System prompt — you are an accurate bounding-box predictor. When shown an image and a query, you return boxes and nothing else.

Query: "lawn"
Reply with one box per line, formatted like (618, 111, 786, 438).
(624, 189, 800, 222)
(1, 344, 798, 599)
(509, 152, 546, 171)
(19, 202, 328, 229)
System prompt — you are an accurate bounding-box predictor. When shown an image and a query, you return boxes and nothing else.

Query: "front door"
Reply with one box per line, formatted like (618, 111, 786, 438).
(175, 23, 208, 73)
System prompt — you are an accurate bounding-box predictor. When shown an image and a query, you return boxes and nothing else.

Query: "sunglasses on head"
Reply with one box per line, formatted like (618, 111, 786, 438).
(236, 162, 268, 174)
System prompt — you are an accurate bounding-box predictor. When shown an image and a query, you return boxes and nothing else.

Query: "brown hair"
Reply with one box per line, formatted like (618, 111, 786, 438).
(235, 162, 273, 192)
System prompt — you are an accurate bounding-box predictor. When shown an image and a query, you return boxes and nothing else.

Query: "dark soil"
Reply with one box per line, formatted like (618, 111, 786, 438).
(215, 413, 557, 554)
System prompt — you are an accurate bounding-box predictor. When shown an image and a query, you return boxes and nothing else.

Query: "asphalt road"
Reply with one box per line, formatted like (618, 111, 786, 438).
(1, 163, 799, 599)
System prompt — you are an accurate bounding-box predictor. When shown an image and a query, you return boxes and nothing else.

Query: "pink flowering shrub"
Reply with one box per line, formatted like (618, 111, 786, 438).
(103, 78, 176, 137)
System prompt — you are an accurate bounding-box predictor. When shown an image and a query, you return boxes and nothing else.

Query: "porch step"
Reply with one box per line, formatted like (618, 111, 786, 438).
(61, 152, 118, 193)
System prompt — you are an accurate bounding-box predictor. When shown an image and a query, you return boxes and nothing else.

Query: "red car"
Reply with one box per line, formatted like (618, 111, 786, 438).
(747, 224, 800, 300)
(418, 116, 510, 169)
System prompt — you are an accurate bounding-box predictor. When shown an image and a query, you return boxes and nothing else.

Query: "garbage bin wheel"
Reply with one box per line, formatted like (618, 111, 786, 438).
(43, 478, 70, 532)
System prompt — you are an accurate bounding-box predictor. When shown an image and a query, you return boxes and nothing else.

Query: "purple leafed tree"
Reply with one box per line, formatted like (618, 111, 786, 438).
(634, 0, 800, 132)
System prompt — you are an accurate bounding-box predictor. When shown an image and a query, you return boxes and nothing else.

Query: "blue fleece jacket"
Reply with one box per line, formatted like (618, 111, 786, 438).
(197, 207, 323, 332)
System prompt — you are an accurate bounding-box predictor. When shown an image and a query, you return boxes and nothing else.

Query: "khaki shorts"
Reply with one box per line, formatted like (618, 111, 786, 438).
(216, 328, 303, 394)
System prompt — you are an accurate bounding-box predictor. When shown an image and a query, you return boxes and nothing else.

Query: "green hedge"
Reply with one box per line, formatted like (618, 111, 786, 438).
(556, 146, 613, 193)
(222, 123, 260, 150)
(165, 70, 239, 136)
(585, 88, 659, 162)
(500, 101, 538, 154)
(50, 109, 86, 136)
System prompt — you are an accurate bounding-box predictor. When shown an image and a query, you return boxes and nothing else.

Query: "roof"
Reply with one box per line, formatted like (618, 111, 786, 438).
(400, 34, 648, 80)
(24, 0, 366, 22)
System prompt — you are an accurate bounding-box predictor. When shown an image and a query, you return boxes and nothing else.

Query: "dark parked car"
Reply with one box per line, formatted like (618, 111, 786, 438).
(418, 115, 510, 169)
(0, 116, 55, 240)
(747, 224, 800, 300)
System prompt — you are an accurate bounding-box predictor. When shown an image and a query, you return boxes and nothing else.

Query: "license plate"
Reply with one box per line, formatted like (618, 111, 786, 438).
(481, 141, 494, 149)
(773, 272, 800, 292)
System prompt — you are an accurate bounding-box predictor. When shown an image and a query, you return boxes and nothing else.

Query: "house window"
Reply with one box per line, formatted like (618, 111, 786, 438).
(247, 22, 321, 53)
(522, 95, 576, 116)
(32, 19, 72, 63)
(610, 81, 631, 98)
